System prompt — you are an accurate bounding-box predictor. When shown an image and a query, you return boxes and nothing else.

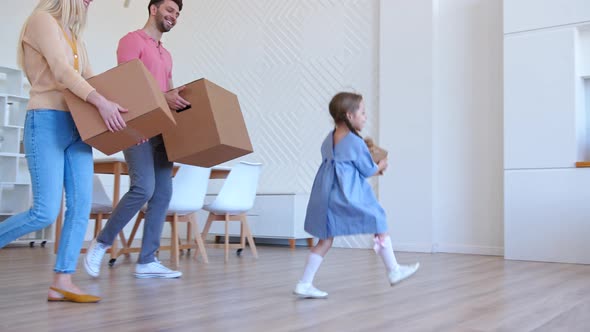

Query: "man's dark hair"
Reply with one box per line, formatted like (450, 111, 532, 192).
(148, 0, 183, 14)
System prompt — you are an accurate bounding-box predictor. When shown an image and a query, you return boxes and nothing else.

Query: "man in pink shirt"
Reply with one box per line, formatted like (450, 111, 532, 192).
(85, 0, 189, 279)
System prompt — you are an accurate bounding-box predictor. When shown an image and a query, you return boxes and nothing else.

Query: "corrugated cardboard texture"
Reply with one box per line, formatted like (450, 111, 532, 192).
(64, 59, 175, 155)
(163, 79, 253, 167)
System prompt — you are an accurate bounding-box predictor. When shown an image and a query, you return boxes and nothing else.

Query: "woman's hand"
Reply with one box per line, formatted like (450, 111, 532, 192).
(87, 91, 128, 132)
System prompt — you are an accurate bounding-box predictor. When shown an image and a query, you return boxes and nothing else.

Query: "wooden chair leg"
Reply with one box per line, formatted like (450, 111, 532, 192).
(240, 219, 246, 250)
(111, 231, 129, 260)
(94, 213, 103, 237)
(289, 239, 296, 249)
(171, 213, 179, 267)
(127, 211, 144, 248)
(186, 221, 192, 246)
(118, 231, 128, 257)
(224, 213, 230, 263)
(189, 213, 208, 264)
(111, 211, 142, 260)
(201, 213, 214, 243)
(241, 214, 257, 259)
(110, 234, 118, 260)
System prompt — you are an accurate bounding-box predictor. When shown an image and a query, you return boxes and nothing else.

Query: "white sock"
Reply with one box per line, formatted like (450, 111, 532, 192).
(376, 236, 399, 273)
(300, 253, 324, 284)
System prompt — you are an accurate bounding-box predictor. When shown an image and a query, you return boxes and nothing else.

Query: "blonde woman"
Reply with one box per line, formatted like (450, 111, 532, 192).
(0, 0, 127, 303)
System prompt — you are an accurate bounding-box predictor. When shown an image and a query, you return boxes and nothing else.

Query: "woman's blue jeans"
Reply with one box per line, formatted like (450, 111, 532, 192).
(0, 110, 92, 274)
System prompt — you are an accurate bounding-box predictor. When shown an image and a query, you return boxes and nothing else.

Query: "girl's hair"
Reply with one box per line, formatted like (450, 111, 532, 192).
(17, 0, 89, 72)
(329, 92, 363, 137)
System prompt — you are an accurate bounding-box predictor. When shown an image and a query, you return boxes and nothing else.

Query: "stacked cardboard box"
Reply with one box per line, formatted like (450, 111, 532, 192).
(65, 60, 253, 166)
(162, 79, 253, 167)
(64, 59, 176, 155)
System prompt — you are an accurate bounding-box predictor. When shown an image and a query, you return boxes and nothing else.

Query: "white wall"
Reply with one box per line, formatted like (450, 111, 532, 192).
(0, 1, 145, 71)
(379, 0, 435, 253)
(161, 0, 380, 197)
(160, 0, 381, 248)
(2, 1, 504, 253)
(380, 0, 504, 255)
(504, 0, 590, 264)
(89, 0, 380, 202)
(0, 0, 37, 69)
(504, 29, 579, 168)
(1, 1, 380, 247)
(433, 0, 504, 255)
(504, 0, 590, 34)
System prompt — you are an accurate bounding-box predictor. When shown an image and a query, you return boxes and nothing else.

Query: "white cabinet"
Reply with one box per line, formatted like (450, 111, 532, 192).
(0, 66, 48, 246)
(503, 7, 590, 264)
(505, 169, 590, 264)
(504, 28, 579, 169)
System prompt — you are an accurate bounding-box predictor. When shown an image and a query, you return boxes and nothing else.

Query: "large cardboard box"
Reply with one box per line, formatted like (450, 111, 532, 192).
(64, 59, 176, 155)
(162, 79, 253, 167)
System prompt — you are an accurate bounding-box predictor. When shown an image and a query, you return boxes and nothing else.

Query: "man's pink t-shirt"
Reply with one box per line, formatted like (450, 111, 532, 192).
(117, 29, 173, 92)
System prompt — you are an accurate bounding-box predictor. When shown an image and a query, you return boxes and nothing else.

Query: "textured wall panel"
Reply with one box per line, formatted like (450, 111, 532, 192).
(165, 0, 379, 248)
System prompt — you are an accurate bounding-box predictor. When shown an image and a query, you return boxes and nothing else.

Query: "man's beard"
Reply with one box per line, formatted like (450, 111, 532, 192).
(156, 12, 172, 33)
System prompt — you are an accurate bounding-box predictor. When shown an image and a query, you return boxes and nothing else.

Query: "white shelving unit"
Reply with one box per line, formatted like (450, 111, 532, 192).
(0, 66, 49, 247)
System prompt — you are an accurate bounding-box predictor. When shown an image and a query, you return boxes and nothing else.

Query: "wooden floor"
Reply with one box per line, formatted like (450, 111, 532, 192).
(1, 244, 589, 332)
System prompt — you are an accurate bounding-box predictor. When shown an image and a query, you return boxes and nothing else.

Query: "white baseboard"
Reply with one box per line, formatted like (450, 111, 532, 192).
(435, 243, 504, 256)
(110, 232, 505, 257)
(393, 243, 435, 253)
(393, 242, 504, 256)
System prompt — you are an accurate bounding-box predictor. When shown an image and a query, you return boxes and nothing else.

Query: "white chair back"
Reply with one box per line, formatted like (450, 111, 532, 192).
(168, 165, 211, 213)
(91, 175, 112, 213)
(206, 162, 262, 214)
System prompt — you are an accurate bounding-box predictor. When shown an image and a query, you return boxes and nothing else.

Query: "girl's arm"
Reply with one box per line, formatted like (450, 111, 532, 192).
(353, 137, 380, 178)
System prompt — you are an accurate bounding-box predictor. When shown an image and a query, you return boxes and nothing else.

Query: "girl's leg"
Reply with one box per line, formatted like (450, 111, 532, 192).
(294, 238, 333, 298)
(374, 233, 420, 286)
(374, 233, 399, 272)
(301, 238, 333, 283)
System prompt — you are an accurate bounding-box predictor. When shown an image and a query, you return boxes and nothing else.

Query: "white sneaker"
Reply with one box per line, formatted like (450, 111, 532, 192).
(84, 239, 111, 278)
(388, 262, 420, 286)
(293, 282, 328, 299)
(134, 259, 182, 279)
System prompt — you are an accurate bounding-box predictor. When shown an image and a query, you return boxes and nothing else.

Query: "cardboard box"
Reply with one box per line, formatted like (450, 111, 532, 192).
(64, 59, 176, 155)
(162, 79, 253, 167)
(364, 137, 388, 163)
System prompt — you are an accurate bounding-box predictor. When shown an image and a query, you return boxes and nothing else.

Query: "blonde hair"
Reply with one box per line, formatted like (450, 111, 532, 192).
(329, 92, 363, 137)
(17, 0, 89, 72)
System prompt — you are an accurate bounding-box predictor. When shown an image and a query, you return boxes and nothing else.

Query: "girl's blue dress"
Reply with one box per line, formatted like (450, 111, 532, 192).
(304, 130, 388, 239)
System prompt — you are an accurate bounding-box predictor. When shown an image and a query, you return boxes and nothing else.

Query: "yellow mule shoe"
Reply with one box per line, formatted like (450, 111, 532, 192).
(47, 286, 101, 303)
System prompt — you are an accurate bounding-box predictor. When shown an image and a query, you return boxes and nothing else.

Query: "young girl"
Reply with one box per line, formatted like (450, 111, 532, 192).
(293, 92, 419, 299)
